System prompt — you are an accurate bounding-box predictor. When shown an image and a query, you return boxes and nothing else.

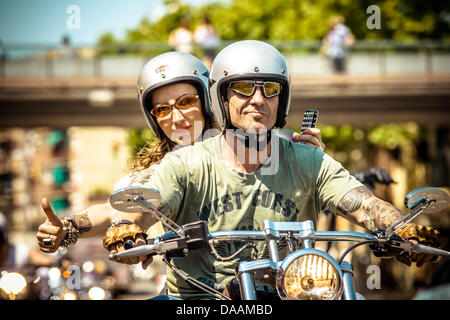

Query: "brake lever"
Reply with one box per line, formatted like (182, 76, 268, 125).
(397, 241, 450, 257)
(369, 230, 450, 258)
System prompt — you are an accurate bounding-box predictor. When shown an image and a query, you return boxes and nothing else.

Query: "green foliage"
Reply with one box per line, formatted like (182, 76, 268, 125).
(367, 122, 421, 150)
(320, 124, 360, 150)
(126, 128, 156, 157)
(97, 0, 450, 53)
(318, 122, 423, 151)
(94, 1, 450, 55)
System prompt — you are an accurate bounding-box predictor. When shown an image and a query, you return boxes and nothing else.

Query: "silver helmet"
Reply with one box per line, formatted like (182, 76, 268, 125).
(137, 51, 214, 139)
(209, 40, 291, 130)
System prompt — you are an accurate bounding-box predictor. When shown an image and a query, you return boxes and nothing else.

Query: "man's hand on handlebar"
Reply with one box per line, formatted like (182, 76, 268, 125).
(103, 223, 153, 268)
(395, 223, 441, 267)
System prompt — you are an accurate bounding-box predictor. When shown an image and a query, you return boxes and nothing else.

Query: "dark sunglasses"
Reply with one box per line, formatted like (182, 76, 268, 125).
(150, 94, 199, 118)
(229, 80, 282, 98)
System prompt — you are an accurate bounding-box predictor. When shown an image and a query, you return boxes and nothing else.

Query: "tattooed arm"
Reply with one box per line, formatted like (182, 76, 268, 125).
(336, 186, 404, 232)
(336, 186, 441, 267)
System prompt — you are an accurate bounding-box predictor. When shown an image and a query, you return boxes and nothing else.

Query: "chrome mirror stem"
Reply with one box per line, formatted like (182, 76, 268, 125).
(385, 198, 433, 236)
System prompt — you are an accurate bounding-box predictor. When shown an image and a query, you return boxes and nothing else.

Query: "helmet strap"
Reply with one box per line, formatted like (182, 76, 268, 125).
(226, 122, 272, 152)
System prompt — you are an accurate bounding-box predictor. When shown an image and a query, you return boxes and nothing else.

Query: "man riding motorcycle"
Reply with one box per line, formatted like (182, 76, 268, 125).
(106, 41, 440, 299)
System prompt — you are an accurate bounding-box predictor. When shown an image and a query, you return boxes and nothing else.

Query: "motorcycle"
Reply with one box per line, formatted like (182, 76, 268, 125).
(108, 185, 450, 300)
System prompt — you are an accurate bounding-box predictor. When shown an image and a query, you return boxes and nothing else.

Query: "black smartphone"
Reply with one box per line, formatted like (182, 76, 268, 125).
(300, 109, 319, 133)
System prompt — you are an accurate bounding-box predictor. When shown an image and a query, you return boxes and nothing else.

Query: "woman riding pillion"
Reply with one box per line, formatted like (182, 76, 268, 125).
(36, 51, 325, 266)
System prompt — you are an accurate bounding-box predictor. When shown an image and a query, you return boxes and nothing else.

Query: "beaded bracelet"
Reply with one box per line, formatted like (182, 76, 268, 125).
(60, 217, 80, 247)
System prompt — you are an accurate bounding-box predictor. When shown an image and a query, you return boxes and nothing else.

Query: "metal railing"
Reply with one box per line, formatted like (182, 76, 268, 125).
(1, 40, 449, 78)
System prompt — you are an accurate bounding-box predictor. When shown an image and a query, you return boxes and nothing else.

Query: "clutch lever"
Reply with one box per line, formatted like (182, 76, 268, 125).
(370, 230, 450, 258)
(396, 240, 450, 257)
(108, 237, 188, 261)
(109, 244, 158, 261)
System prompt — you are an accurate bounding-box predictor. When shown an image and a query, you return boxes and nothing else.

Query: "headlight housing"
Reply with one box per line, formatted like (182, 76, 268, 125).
(276, 249, 343, 300)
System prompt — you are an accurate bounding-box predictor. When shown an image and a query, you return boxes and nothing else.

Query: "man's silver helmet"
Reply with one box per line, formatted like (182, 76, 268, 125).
(137, 51, 214, 139)
(209, 40, 291, 130)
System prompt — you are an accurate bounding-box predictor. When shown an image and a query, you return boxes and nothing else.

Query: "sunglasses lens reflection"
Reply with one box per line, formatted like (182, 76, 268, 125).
(177, 95, 198, 108)
(263, 82, 281, 97)
(230, 81, 281, 97)
(150, 95, 199, 117)
(151, 105, 171, 117)
(230, 81, 255, 96)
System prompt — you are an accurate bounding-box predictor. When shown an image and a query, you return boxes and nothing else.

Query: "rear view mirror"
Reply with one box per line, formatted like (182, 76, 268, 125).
(404, 187, 449, 214)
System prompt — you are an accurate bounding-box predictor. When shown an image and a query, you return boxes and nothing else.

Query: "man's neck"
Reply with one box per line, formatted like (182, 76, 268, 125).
(221, 130, 272, 174)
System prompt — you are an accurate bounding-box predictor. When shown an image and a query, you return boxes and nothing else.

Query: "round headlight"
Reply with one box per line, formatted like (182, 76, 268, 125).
(277, 250, 342, 300)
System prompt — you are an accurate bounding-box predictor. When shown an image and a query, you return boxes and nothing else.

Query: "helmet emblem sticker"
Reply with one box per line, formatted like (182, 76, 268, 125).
(155, 65, 169, 73)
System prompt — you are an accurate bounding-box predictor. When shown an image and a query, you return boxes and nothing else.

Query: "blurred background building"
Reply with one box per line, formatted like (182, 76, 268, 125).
(0, 0, 449, 300)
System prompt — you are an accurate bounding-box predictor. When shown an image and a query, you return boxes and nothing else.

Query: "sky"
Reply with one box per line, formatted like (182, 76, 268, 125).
(0, 0, 222, 46)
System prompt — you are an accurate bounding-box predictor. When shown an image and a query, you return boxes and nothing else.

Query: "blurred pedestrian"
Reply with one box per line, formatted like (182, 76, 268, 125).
(194, 15, 219, 69)
(322, 15, 355, 74)
(168, 17, 194, 54)
(59, 35, 76, 59)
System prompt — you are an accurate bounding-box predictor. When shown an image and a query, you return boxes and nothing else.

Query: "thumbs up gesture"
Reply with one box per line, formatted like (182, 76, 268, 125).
(36, 198, 66, 253)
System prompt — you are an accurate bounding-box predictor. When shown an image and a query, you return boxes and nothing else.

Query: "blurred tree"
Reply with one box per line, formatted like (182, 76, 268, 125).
(367, 122, 421, 150)
(375, 0, 450, 40)
(97, 0, 450, 54)
(97, 32, 119, 55)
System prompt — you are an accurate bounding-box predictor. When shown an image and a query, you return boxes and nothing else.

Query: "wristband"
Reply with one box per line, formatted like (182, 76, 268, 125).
(60, 217, 79, 248)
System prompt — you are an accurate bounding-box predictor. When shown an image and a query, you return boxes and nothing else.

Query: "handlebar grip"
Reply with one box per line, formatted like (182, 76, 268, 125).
(410, 243, 450, 257)
(108, 244, 157, 261)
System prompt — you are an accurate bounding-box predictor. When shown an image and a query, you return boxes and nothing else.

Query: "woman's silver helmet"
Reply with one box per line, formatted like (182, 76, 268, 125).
(137, 51, 214, 139)
(209, 40, 291, 130)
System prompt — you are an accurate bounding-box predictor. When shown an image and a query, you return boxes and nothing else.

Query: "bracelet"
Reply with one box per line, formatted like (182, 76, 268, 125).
(60, 217, 79, 248)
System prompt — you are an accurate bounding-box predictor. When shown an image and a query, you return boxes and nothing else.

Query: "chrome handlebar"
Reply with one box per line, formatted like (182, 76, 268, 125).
(109, 225, 450, 261)
(109, 186, 450, 261)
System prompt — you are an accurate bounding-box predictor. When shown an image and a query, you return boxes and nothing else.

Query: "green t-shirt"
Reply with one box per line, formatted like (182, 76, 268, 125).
(145, 134, 363, 299)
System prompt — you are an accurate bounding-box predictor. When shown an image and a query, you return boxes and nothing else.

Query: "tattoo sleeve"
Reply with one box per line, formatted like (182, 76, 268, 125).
(336, 186, 405, 231)
(72, 212, 93, 234)
(337, 186, 373, 215)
